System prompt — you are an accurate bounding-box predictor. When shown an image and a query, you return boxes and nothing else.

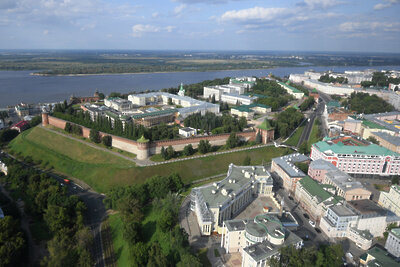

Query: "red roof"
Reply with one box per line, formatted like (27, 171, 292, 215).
(12, 120, 29, 129)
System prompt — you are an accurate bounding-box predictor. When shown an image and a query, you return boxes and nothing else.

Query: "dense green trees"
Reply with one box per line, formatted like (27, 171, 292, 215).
(89, 129, 100, 143)
(269, 244, 344, 267)
(361, 72, 400, 88)
(183, 112, 245, 133)
(342, 92, 394, 114)
(0, 216, 27, 267)
(2, 160, 93, 267)
(102, 135, 112, 147)
(270, 107, 304, 138)
(226, 133, 240, 149)
(250, 79, 293, 111)
(29, 115, 42, 127)
(319, 74, 348, 84)
(183, 144, 194, 156)
(198, 140, 212, 154)
(0, 129, 19, 144)
(299, 96, 315, 111)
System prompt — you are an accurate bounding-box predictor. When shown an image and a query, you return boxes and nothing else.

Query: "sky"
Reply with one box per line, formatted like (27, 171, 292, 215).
(0, 0, 399, 52)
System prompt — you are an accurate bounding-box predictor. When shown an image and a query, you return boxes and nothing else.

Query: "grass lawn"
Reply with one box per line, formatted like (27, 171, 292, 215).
(285, 126, 304, 147)
(308, 122, 322, 149)
(9, 126, 289, 192)
(109, 214, 130, 267)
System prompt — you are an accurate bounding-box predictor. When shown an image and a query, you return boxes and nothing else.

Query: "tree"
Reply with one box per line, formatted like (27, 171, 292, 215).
(183, 144, 194, 156)
(0, 216, 27, 267)
(239, 116, 247, 130)
(299, 141, 309, 154)
(177, 253, 202, 267)
(158, 208, 176, 232)
(166, 145, 175, 160)
(89, 129, 100, 143)
(384, 223, 398, 239)
(0, 129, 19, 143)
(367, 136, 379, 145)
(119, 196, 143, 222)
(392, 175, 400, 185)
(147, 242, 168, 267)
(130, 242, 148, 267)
(98, 92, 105, 100)
(226, 133, 239, 149)
(243, 155, 251, 165)
(64, 122, 72, 133)
(123, 221, 142, 245)
(102, 135, 112, 147)
(160, 146, 166, 159)
(29, 115, 42, 127)
(198, 140, 211, 154)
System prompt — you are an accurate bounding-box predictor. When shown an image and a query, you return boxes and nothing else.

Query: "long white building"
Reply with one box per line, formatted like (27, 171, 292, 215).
(203, 84, 246, 101)
(190, 164, 273, 235)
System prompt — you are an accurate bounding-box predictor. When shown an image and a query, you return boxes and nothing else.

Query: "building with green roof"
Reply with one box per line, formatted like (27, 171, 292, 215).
(310, 135, 400, 176)
(360, 246, 399, 267)
(385, 228, 400, 257)
(277, 81, 304, 99)
(231, 103, 271, 119)
(295, 176, 339, 221)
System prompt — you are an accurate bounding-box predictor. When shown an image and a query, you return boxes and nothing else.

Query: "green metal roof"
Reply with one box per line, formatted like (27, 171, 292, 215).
(362, 120, 387, 130)
(313, 140, 400, 156)
(327, 101, 341, 107)
(137, 135, 149, 143)
(299, 176, 333, 203)
(243, 93, 269, 98)
(257, 120, 274, 130)
(364, 246, 399, 267)
(232, 103, 271, 112)
(278, 81, 303, 94)
(390, 228, 400, 238)
(312, 88, 318, 93)
(132, 109, 177, 119)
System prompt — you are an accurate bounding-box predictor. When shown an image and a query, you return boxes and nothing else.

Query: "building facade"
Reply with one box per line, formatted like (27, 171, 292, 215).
(385, 228, 400, 258)
(190, 164, 273, 235)
(308, 159, 337, 183)
(271, 153, 309, 194)
(379, 185, 400, 216)
(310, 136, 400, 176)
(221, 214, 303, 267)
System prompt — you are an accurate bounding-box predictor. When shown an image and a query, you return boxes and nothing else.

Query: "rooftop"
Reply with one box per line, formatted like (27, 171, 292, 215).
(257, 119, 274, 131)
(309, 159, 337, 171)
(222, 92, 258, 101)
(195, 164, 272, 209)
(361, 246, 399, 267)
(390, 228, 400, 239)
(372, 132, 400, 146)
(232, 103, 271, 113)
(327, 100, 341, 108)
(245, 214, 285, 239)
(277, 81, 303, 94)
(298, 176, 334, 204)
(272, 153, 309, 178)
(132, 108, 177, 119)
(326, 169, 366, 192)
(313, 136, 400, 157)
(179, 127, 196, 133)
(330, 204, 356, 217)
(363, 112, 400, 134)
(347, 199, 387, 217)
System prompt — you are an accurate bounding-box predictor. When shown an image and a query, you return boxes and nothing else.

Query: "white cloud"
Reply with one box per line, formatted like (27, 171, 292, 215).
(152, 12, 159, 18)
(80, 23, 96, 31)
(131, 24, 160, 37)
(220, 7, 288, 23)
(165, 25, 176, 32)
(43, 29, 49, 35)
(338, 21, 400, 39)
(302, 0, 342, 9)
(374, 0, 399, 10)
(174, 4, 187, 16)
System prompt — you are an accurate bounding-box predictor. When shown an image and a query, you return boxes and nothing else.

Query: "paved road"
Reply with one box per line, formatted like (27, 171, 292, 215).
(1, 151, 107, 267)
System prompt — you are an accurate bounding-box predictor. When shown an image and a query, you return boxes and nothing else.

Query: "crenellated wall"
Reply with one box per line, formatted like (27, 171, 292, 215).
(43, 114, 259, 160)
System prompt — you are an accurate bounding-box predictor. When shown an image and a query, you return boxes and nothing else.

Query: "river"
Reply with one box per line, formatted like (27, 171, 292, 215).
(1, 65, 400, 108)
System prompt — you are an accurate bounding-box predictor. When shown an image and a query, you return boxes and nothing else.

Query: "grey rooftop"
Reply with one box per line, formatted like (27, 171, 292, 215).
(309, 159, 337, 171)
(272, 153, 309, 178)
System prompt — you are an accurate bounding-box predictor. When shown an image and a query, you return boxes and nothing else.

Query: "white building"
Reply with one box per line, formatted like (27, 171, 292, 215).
(379, 185, 400, 216)
(277, 81, 304, 99)
(229, 77, 256, 89)
(221, 214, 303, 267)
(203, 84, 246, 101)
(178, 127, 197, 137)
(128, 92, 220, 119)
(385, 228, 400, 258)
(190, 164, 273, 235)
(104, 97, 132, 112)
(220, 93, 258, 105)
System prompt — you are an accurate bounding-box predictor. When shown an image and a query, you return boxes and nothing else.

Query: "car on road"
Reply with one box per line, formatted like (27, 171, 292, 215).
(315, 227, 321, 233)
(289, 196, 294, 201)
(309, 220, 316, 228)
(303, 213, 310, 219)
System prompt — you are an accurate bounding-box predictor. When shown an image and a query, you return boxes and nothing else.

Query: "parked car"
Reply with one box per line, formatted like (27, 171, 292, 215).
(309, 220, 316, 228)
(315, 227, 321, 233)
(303, 213, 310, 219)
